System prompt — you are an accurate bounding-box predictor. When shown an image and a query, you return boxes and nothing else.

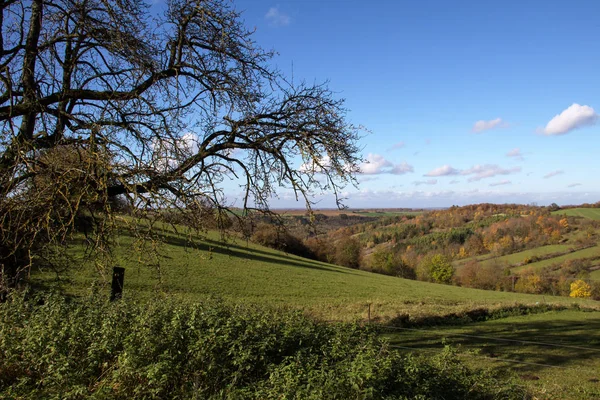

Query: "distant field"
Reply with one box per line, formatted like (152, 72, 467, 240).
(385, 310, 600, 400)
(512, 245, 600, 273)
(553, 208, 600, 220)
(32, 226, 596, 322)
(455, 244, 573, 269)
(352, 210, 423, 217)
(272, 208, 423, 218)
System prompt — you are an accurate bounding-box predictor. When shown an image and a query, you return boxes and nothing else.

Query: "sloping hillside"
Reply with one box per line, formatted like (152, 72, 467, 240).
(32, 225, 597, 322)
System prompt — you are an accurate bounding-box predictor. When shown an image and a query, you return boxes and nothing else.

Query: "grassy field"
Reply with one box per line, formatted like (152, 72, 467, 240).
(33, 225, 596, 322)
(454, 244, 573, 269)
(511, 245, 600, 273)
(553, 208, 600, 220)
(384, 309, 600, 399)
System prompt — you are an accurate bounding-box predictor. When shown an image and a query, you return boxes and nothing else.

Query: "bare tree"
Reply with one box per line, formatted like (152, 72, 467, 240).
(0, 0, 362, 291)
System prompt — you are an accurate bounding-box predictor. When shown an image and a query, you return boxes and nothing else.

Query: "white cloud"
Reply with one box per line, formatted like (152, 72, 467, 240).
(265, 7, 290, 26)
(424, 165, 460, 177)
(151, 132, 199, 171)
(359, 153, 414, 175)
(388, 141, 405, 151)
(472, 118, 508, 133)
(489, 180, 511, 187)
(506, 148, 524, 161)
(413, 179, 437, 186)
(461, 164, 521, 182)
(568, 183, 582, 188)
(298, 155, 331, 173)
(543, 170, 564, 179)
(540, 103, 598, 135)
(449, 180, 460, 184)
(358, 176, 379, 183)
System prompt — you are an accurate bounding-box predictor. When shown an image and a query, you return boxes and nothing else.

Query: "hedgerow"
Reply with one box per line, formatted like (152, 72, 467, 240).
(0, 292, 527, 399)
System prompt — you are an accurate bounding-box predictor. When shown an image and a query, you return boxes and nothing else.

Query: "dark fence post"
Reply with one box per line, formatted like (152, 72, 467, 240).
(110, 267, 125, 301)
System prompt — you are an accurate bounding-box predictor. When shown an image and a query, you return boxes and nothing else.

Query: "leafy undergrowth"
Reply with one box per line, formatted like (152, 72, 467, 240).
(0, 292, 528, 400)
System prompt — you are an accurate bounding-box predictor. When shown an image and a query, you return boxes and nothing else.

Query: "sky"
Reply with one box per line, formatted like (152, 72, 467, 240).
(167, 0, 600, 209)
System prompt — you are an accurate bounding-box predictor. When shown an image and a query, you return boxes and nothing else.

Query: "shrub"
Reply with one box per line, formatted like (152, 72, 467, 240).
(369, 247, 416, 279)
(418, 254, 454, 284)
(251, 224, 313, 258)
(0, 292, 527, 399)
(334, 236, 362, 269)
(570, 279, 592, 298)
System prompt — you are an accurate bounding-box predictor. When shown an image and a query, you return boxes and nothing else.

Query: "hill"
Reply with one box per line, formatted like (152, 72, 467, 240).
(32, 222, 597, 322)
(29, 216, 600, 399)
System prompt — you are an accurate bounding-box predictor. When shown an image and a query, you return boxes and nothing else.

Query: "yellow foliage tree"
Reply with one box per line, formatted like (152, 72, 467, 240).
(570, 280, 592, 298)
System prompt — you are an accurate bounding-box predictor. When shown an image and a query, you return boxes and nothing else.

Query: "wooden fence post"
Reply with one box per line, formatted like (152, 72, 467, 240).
(110, 267, 125, 301)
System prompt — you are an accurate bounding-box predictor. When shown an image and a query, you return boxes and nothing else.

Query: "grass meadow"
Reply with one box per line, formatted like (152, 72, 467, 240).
(553, 208, 600, 220)
(33, 225, 596, 323)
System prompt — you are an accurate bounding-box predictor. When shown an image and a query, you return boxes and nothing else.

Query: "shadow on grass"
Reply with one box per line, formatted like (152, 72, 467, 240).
(119, 229, 358, 275)
(386, 315, 600, 376)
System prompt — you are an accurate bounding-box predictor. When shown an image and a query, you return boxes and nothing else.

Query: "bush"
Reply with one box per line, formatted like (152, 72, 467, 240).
(570, 279, 592, 298)
(369, 247, 416, 279)
(0, 292, 527, 399)
(418, 254, 454, 284)
(457, 260, 505, 290)
(251, 224, 313, 258)
(334, 236, 362, 269)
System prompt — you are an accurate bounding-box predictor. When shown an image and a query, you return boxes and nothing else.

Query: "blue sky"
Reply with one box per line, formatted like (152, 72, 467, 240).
(171, 0, 600, 208)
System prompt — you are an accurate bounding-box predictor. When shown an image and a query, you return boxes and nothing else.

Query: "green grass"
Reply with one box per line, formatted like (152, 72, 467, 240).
(455, 244, 573, 270)
(511, 245, 600, 273)
(589, 268, 600, 280)
(553, 208, 600, 220)
(32, 225, 596, 322)
(384, 309, 600, 399)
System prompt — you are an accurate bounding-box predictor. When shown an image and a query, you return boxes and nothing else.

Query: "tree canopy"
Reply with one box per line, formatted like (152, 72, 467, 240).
(0, 0, 362, 291)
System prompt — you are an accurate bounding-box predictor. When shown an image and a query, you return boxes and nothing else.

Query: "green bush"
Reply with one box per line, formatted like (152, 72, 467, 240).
(418, 254, 455, 284)
(0, 292, 527, 399)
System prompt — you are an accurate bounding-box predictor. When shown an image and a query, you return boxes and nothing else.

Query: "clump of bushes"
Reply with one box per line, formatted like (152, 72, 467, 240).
(0, 292, 527, 399)
(251, 223, 313, 258)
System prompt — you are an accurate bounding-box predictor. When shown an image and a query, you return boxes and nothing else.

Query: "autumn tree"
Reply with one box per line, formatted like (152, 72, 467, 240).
(417, 254, 454, 284)
(0, 0, 362, 292)
(334, 237, 361, 269)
